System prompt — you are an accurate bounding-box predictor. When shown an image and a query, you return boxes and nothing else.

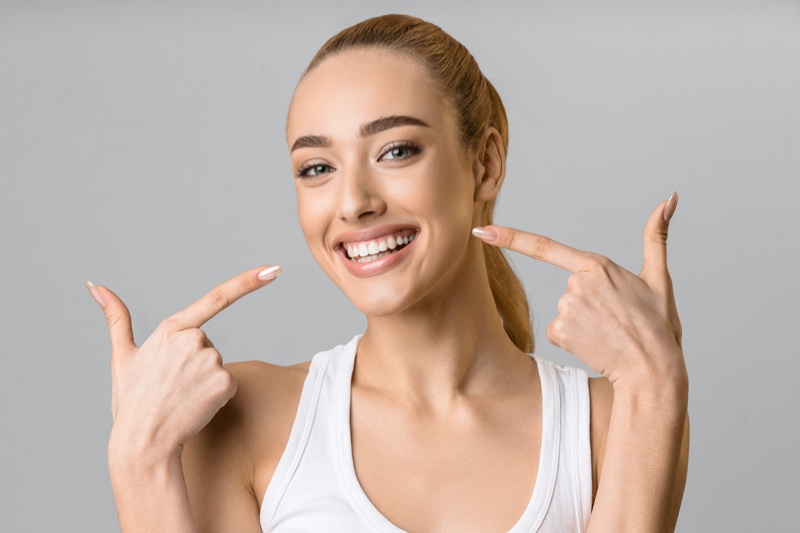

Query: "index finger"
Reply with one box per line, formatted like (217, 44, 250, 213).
(170, 265, 282, 329)
(473, 226, 591, 273)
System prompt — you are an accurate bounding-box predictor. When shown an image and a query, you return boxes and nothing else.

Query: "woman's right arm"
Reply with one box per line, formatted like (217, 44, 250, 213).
(87, 266, 282, 532)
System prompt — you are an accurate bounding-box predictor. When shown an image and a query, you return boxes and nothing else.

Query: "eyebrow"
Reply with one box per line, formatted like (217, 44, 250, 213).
(290, 115, 430, 152)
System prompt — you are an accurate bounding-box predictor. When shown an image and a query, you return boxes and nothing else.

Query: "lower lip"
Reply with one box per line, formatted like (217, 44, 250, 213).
(338, 236, 417, 278)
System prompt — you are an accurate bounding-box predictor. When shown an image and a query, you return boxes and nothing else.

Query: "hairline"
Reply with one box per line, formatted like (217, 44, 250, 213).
(287, 45, 474, 156)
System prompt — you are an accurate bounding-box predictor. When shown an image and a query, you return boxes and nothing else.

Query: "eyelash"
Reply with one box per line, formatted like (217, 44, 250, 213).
(379, 141, 420, 161)
(293, 161, 331, 179)
(293, 141, 421, 179)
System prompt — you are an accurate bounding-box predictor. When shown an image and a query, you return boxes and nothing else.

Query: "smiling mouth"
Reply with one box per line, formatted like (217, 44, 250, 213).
(338, 229, 419, 263)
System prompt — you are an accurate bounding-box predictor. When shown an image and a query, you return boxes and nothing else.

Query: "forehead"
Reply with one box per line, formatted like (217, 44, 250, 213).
(287, 49, 455, 144)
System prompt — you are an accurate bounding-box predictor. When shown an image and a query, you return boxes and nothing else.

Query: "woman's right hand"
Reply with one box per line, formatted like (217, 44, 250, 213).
(87, 265, 282, 460)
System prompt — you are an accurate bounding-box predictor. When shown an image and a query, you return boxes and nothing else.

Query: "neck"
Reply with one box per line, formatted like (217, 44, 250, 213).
(354, 240, 531, 411)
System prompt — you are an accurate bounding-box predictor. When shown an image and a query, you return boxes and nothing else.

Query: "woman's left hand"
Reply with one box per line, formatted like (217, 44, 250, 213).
(473, 193, 684, 390)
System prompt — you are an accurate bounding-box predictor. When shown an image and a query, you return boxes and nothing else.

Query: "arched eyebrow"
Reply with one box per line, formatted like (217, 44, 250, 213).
(290, 134, 331, 153)
(359, 115, 429, 138)
(290, 115, 430, 153)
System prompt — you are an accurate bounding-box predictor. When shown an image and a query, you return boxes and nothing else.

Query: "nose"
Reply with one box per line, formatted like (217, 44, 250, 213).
(337, 163, 386, 222)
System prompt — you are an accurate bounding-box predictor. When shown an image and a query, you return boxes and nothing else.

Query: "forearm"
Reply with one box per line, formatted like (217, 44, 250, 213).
(587, 374, 688, 533)
(108, 431, 197, 533)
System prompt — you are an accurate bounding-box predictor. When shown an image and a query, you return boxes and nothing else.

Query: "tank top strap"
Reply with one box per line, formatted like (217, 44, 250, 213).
(259, 340, 337, 527)
(532, 356, 593, 531)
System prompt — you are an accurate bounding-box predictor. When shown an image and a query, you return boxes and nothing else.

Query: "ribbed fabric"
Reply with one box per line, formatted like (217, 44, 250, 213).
(260, 335, 592, 532)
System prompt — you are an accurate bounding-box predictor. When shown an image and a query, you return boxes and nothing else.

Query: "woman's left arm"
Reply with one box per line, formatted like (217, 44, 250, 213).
(474, 193, 688, 532)
(590, 373, 689, 531)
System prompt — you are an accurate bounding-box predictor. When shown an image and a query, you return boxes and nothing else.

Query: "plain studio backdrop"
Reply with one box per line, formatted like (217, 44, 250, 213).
(1, 1, 798, 531)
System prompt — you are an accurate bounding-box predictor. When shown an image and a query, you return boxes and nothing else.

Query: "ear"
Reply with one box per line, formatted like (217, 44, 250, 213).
(473, 127, 506, 202)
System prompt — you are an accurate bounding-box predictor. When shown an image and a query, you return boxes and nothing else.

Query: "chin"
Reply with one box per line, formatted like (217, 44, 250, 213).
(340, 281, 421, 318)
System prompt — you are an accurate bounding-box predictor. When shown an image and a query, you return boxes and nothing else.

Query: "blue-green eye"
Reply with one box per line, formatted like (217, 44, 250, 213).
(380, 142, 420, 161)
(295, 162, 334, 179)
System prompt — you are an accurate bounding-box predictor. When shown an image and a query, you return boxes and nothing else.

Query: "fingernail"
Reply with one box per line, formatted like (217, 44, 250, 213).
(663, 191, 679, 222)
(257, 265, 282, 281)
(85, 281, 107, 308)
(472, 227, 499, 242)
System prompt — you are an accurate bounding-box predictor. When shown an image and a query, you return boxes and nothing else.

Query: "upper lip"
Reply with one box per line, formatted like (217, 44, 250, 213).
(332, 223, 420, 249)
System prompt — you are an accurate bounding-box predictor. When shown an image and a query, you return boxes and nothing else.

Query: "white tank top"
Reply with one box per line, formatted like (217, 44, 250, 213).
(260, 335, 593, 532)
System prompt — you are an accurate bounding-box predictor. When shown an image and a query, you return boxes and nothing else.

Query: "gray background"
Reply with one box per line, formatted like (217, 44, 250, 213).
(1, 0, 798, 531)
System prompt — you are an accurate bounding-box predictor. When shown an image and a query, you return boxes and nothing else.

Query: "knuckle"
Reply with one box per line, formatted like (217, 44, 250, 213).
(550, 318, 566, 337)
(566, 273, 581, 292)
(503, 230, 517, 249)
(104, 310, 125, 330)
(531, 236, 554, 259)
(207, 287, 230, 312)
(217, 369, 237, 397)
(546, 321, 561, 346)
(199, 347, 221, 367)
(159, 316, 181, 332)
(587, 253, 611, 272)
(557, 293, 575, 314)
(547, 318, 565, 341)
(187, 328, 207, 345)
(653, 228, 669, 245)
(179, 328, 206, 349)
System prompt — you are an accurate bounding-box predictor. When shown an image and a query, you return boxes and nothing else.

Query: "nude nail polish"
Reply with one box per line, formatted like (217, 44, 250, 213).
(258, 265, 282, 281)
(663, 191, 679, 222)
(472, 227, 499, 242)
(85, 281, 107, 308)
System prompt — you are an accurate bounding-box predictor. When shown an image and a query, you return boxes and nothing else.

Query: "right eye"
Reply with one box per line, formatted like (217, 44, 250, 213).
(295, 162, 335, 179)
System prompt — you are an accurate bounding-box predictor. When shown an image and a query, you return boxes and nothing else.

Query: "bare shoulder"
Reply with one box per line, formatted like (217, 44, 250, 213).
(189, 359, 311, 456)
(588, 376, 614, 505)
(221, 359, 312, 471)
(182, 358, 312, 531)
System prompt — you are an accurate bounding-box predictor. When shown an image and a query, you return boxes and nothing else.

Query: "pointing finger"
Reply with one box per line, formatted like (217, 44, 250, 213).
(640, 192, 677, 289)
(472, 226, 593, 273)
(169, 265, 282, 329)
(86, 282, 137, 353)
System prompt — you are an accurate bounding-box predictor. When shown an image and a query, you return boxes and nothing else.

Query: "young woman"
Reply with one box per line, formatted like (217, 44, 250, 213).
(87, 14, 689, 533)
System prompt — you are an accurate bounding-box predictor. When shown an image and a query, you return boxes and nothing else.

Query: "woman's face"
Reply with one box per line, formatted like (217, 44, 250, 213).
(286, 49, 482, 317)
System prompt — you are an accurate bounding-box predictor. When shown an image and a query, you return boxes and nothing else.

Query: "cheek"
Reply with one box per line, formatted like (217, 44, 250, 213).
(296, 188, 331, 238)
(296, 189, 337, 272)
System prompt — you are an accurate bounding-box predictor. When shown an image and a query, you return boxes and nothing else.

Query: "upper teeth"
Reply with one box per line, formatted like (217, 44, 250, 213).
(345, 232, 416, 261)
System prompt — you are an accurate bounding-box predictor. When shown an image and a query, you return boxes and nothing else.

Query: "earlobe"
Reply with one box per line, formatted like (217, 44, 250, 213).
(473, 128, 506, 202)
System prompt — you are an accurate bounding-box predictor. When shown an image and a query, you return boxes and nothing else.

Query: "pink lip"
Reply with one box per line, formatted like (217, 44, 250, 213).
(332, 223, 420, 249)
(335, 226, 420, 278)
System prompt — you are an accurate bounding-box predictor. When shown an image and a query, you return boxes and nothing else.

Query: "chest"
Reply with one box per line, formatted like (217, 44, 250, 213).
(349, 387, 543, 533)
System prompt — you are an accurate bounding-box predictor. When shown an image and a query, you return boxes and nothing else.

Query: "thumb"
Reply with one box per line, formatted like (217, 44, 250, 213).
(640, 192, 678, 290)
(86, 282, 137, 353)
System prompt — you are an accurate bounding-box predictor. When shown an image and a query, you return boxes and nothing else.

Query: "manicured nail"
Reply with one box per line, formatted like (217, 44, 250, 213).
(472, 227, 499, 242)
(663, 191, 679, 222)
(85, 281, 107, 308)
(257, 265, 282, 281)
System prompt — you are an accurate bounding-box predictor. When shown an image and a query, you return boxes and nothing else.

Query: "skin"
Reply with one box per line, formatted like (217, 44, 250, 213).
(90, 48, 689, 532)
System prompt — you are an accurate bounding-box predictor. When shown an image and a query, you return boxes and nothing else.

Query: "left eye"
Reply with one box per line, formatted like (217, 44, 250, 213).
(380, 143, 419, 161)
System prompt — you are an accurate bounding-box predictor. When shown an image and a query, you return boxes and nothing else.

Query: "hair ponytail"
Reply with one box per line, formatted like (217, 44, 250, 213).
(479, 79, 533, 353)
(303, 14, 534, 353)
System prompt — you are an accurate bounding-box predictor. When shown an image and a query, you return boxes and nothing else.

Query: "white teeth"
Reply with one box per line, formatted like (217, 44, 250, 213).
(344, 231, 418, 261)
(356, 250, 393, 263)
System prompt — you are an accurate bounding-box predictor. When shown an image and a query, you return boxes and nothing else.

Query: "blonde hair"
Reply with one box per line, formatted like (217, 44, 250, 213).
(303, 14, 534, 353)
